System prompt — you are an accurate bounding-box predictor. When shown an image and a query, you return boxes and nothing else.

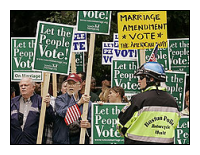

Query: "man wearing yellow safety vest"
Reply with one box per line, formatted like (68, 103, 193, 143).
(117, 62, 180, 144)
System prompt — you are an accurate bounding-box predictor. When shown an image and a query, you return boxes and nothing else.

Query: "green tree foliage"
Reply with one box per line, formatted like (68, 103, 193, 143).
(167, 11, 190, 38)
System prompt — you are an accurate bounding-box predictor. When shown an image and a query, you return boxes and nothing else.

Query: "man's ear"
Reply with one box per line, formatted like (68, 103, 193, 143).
(150, 77, 155, 82)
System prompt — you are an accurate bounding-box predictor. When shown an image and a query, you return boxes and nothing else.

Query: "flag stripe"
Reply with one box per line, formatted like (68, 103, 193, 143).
(66, 109, 73, 124)
(68, 109, 75, 122)
(64, 114, 71, 125)
(68, 108, 76, 122)
(71, 105, 79, 119)
(70, 105, 80, 120)
(74, 104, 81, 117)
(73, 104, 81, 119)
(64, 115, 70, 125)
(66, 111, 73, 124)
(70, 106, 77, 120)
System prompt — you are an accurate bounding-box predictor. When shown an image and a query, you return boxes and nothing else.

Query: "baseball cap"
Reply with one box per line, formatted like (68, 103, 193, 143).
(66, 73, 82, 83)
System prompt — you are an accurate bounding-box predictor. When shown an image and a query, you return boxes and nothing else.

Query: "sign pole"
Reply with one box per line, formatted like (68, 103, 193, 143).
(52, 73, 57, 97)
(140, 49, 146, 65)
(41, 72, 45, 97)
(71, 52, 76, 73)
(79, 33, 96, 144)
(36, 72, 50, 144)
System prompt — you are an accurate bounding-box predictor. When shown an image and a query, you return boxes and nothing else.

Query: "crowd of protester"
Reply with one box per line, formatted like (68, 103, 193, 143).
(10, 71, 189, 144)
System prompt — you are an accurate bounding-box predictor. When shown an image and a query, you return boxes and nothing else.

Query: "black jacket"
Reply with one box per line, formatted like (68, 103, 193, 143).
(118, 88, 179, 144)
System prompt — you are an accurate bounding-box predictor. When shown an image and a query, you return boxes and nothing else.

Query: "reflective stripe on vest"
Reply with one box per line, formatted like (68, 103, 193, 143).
(125, 106, 180, 143)
(143, 86, 167, 92)
(127, 133, 174, 143)
(138, 106, 179, 116)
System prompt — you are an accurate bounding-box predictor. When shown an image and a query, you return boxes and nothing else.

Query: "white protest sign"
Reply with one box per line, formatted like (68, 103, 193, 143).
(101, 33, 138, 65)
(11, 38, 43, 82)
(102, 42, 114, 65)
(113, 33, 138, 60)
(72, 30, 87, 52)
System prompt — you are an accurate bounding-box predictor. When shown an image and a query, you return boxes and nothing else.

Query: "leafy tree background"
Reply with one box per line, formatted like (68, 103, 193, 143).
(10, 10, 189, 87)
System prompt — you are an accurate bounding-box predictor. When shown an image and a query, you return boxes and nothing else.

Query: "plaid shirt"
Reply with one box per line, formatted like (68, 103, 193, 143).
(45, 123, 54, 144)
(44, 96, 55, 144)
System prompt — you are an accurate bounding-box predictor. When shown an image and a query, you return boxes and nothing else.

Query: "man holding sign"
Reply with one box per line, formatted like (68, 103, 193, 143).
(117, 62, 180, 144)
(11, 77, 54, 144)
(53, 73, 91, 144)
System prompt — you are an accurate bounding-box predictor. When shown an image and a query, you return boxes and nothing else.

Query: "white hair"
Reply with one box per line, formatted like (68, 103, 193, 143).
(19, 77, 35, 86)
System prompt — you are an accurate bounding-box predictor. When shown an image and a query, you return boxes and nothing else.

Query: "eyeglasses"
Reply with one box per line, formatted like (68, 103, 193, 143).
(139, 76, 146, 80)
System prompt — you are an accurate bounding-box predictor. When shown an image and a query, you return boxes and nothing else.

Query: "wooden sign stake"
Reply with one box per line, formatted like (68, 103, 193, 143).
(79, 33, 95, 144)
(71, 52, 76, 73)
(41, 72, 45, 97)
(140, 49, 146, 65)
(36, 72, 50, 144)
(52, 73, 57, 97)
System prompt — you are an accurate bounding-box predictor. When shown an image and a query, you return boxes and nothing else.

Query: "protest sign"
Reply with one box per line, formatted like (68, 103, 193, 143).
(174, 117, 189, 144)
(102, 42, 114, 65)
(79, 11, 112, 143)
(73, 52, 85, 72)
(33, 21, 75, 75)
(92, 103, 126, 144)
(11, 38, 43, 82)
(102, 34, 138, 65)
(72, 31, 87, 52)
(33, 21, 75, 144)
(138, 47, 170, 70)
(169, 38, 189, 75)
(111, 60, 140, 96)
(78, 11, 112, 143)
(70, 31, 86, 73)
(77, 11, 112, 35)
(113, 33, 138, 60)
(118, 11, 168, 50)
(166, 71, 186, 111)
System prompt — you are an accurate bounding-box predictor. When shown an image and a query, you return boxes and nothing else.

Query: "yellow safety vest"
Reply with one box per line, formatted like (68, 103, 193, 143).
(117, 86, 181, 143)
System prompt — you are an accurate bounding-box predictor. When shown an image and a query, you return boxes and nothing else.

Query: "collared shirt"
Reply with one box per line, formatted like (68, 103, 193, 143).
(19, 97, 32, 130)
(73, 94, 80, 103)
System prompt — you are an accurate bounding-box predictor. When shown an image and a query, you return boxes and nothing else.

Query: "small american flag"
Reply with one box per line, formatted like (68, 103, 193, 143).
(64, 102, 81, 126)
(148, 44, 158, 62)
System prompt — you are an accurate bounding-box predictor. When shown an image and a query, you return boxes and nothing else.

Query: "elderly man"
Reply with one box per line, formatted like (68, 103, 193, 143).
(11, 77, 54, 144)
(53, 73, 91, 144)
